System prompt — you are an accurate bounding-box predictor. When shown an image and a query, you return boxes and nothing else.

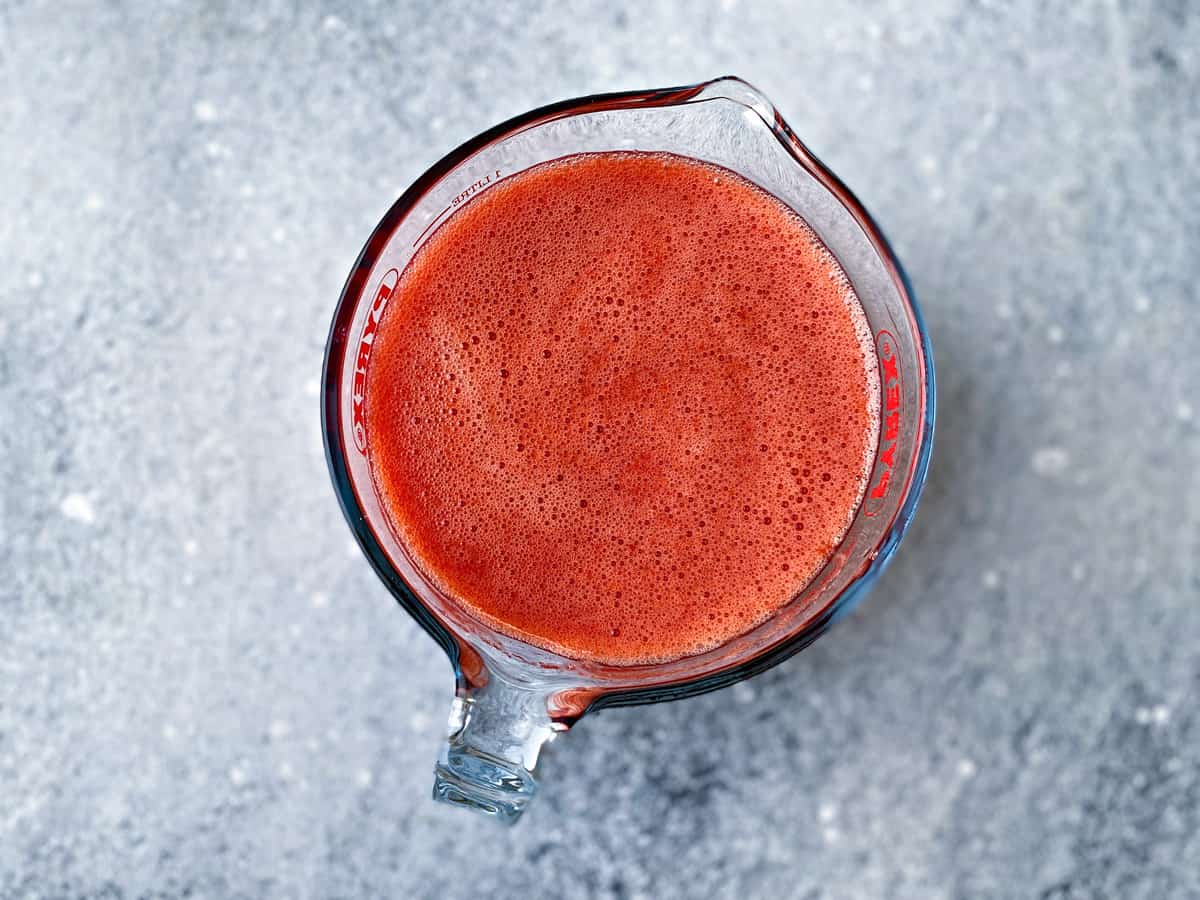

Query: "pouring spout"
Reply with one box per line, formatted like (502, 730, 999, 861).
(691, 75, 777, 124)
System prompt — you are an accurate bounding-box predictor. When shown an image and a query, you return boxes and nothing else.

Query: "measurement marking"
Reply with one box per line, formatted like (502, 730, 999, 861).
(413, 170, 503, 247)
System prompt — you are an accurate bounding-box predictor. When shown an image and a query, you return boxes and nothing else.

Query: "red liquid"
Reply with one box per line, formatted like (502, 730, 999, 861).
(366, 152, 878, 665)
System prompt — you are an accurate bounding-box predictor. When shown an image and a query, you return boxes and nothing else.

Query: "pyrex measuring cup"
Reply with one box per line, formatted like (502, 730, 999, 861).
(322, 77, 935, 823)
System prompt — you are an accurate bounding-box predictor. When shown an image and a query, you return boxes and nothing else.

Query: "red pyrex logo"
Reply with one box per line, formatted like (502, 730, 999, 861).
(351, 268, 399, 454)
(864, 330, 901, 516)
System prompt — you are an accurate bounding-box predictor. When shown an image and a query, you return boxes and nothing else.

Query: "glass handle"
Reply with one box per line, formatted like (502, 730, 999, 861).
(432, 670, 563, 824)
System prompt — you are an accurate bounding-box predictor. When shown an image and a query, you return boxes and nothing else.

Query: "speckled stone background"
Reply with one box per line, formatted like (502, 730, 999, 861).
(2, 1, 1198, 897)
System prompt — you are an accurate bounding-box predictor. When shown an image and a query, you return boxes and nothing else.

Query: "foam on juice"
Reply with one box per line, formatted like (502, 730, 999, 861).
(365, 151, 879, 665)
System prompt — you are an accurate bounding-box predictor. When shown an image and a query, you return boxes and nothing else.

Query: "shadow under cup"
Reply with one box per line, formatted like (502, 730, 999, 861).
(323, 77, 935, 823)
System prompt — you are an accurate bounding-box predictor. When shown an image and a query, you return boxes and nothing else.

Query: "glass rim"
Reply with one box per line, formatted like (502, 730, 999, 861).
(322, 76, 936, 716)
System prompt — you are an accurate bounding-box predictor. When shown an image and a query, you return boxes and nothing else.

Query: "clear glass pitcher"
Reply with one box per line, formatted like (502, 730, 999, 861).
(322, 77, 935, 823)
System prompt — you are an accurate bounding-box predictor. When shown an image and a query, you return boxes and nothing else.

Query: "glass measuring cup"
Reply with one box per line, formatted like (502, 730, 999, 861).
(322, 77, 935, 823)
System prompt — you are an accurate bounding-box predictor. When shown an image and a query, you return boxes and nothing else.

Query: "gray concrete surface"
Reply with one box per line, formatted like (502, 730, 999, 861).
(2, 1, 1198, 897)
